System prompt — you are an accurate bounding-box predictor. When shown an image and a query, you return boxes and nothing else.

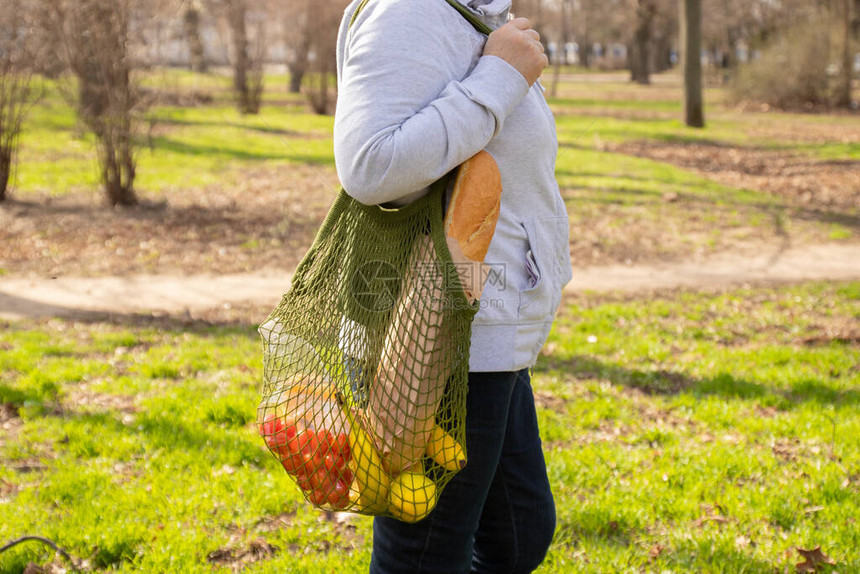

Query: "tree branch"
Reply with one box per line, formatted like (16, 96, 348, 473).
(0, 536, 82, 572)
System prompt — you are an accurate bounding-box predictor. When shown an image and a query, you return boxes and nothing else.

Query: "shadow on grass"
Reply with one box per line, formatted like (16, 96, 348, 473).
(0, 294, 261, 332)
(555, 147, 860, 233)
(554, 517, 781, 572)
(147, 136, 334, 166)
(53, 409, 266, 468)
(536, 354, 860, 408)
(0, 382, 48, 411)
(148, 115, 322, 139)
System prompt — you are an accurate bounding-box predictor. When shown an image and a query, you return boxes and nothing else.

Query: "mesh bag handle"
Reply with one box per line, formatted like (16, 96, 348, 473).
(351, 0, 493, 35)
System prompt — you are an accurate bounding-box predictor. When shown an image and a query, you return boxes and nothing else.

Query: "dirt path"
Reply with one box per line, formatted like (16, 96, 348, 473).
(1, 242, 858, 321)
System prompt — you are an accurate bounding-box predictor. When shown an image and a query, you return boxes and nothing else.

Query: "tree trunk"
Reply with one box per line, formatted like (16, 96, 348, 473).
(550, 0, 570, 97)
(681, 0, 705, 127)
(651, 31, 672, 73)
(631, 0, 655, 84)
(579, 1, 591, 68)
(836, 0, 853, 107)
(308, 66, 331, 114)
(0, 149, 10, 201)
(581, 38, 592, 67)
(183, 5, 207, 73)
(97, 78, 136, 207)
(229, 0, 252, 113)
(288, 62, 306, 93)
(71, 0, 138, 205)
(288, 33, 310, 94)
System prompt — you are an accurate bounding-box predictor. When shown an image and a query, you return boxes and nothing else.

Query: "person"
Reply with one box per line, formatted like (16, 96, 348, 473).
(333, 0, 573, 571)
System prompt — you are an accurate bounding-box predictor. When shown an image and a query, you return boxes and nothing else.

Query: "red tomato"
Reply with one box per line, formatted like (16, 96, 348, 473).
(309, 466, 335, 493)
(322, 430, 336, 451)
(339, 468, 354, 487)
(309, 488, 327, 506)
(281, 449, 303, 475)
(293, 429, 317, 474)
(258, 414, 274, 436)
(334, 433, 350, 461)
(260, 415, 290, 458)
(280, 423, 309, 473)
(311, 429, 332, 459)
(295, 471, 313, 492)
(326, 479, 350, 509)
(300, 450, 317, 475)
(323, 452, 339, 473)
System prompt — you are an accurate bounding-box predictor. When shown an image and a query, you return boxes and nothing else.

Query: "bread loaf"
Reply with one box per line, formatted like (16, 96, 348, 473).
(444, 150, 502, 303)
(368, 151, 502, 475)
(368, 234, 449, 475)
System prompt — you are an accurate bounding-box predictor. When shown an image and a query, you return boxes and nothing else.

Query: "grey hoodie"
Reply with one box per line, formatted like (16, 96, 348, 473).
(334, 0, 573, 372)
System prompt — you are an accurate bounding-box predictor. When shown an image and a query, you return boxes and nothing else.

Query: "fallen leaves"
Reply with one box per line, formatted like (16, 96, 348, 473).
(0, 164, 336, 277)
(206, 538, 279, 571)
(795, 546, 836, 573)
(694, 503, 730, 527)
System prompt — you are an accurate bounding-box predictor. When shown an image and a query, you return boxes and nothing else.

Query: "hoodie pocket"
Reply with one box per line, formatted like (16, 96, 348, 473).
(518, 216, 572, 322)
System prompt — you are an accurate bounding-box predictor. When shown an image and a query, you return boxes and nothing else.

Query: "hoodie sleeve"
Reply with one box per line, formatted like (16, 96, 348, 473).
(333, 0, 529, 206)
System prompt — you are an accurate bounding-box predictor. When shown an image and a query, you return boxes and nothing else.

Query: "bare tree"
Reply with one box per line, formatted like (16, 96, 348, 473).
(549, 0, 572, 98)
(304, 0, 346, 115)
(282, 0, 313, 94)
(44, 0, 141, 206)
(630, 0, 657, 84)
(228, 0, 264, 113)
(0, 0, 39, 201)
(835, 0, 854, 107)
(207, 0, 265, 113)
(183, 0, 209, 73)
(681, 0, 705, 127)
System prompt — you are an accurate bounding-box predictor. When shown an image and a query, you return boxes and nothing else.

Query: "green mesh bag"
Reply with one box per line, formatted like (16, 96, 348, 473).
(257, 0, 492, 522)
(258, 174, 479, 520)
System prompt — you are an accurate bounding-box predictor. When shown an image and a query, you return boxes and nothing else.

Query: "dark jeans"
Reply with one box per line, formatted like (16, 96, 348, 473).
(370, 369, 556, 573)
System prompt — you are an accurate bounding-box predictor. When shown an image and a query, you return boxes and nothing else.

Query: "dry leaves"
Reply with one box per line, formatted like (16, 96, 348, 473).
(795, 546, 836, 573)
(694, 503, 730, 527)
(647, 543, 664, 561)
(0, 164, 336, 277)
(206, 538, 279, 571)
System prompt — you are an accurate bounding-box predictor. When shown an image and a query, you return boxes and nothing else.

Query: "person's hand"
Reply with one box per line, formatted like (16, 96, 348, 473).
(482, 18, 548, 86)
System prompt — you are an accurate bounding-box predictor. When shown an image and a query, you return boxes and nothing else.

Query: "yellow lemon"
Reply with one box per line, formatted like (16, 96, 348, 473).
(425, 425, 467, 472)
(388, 471, 436, 523)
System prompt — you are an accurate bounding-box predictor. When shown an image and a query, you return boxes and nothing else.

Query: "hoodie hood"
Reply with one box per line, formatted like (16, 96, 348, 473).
(455, 0, 511, 29)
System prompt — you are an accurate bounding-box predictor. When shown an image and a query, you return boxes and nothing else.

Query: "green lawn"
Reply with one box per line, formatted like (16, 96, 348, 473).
(12, 69, 859, 199)
(1, 281, 857, 572)
(16, 78, 333, 197)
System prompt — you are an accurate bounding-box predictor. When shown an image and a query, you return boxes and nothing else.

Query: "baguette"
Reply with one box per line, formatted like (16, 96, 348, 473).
(444, 150, 502, 303)
(368, 234, 448, 475)
(368, 151, 502, 476)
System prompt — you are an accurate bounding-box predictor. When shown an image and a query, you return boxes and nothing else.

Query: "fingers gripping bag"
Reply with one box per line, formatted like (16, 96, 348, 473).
(258, 147, 502, 520)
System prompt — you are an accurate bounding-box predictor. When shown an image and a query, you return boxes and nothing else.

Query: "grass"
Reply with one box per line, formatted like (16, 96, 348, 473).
(0, 280, 857, 572)
(10, 68, 859, 199)
(14, 76, 334, 197)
